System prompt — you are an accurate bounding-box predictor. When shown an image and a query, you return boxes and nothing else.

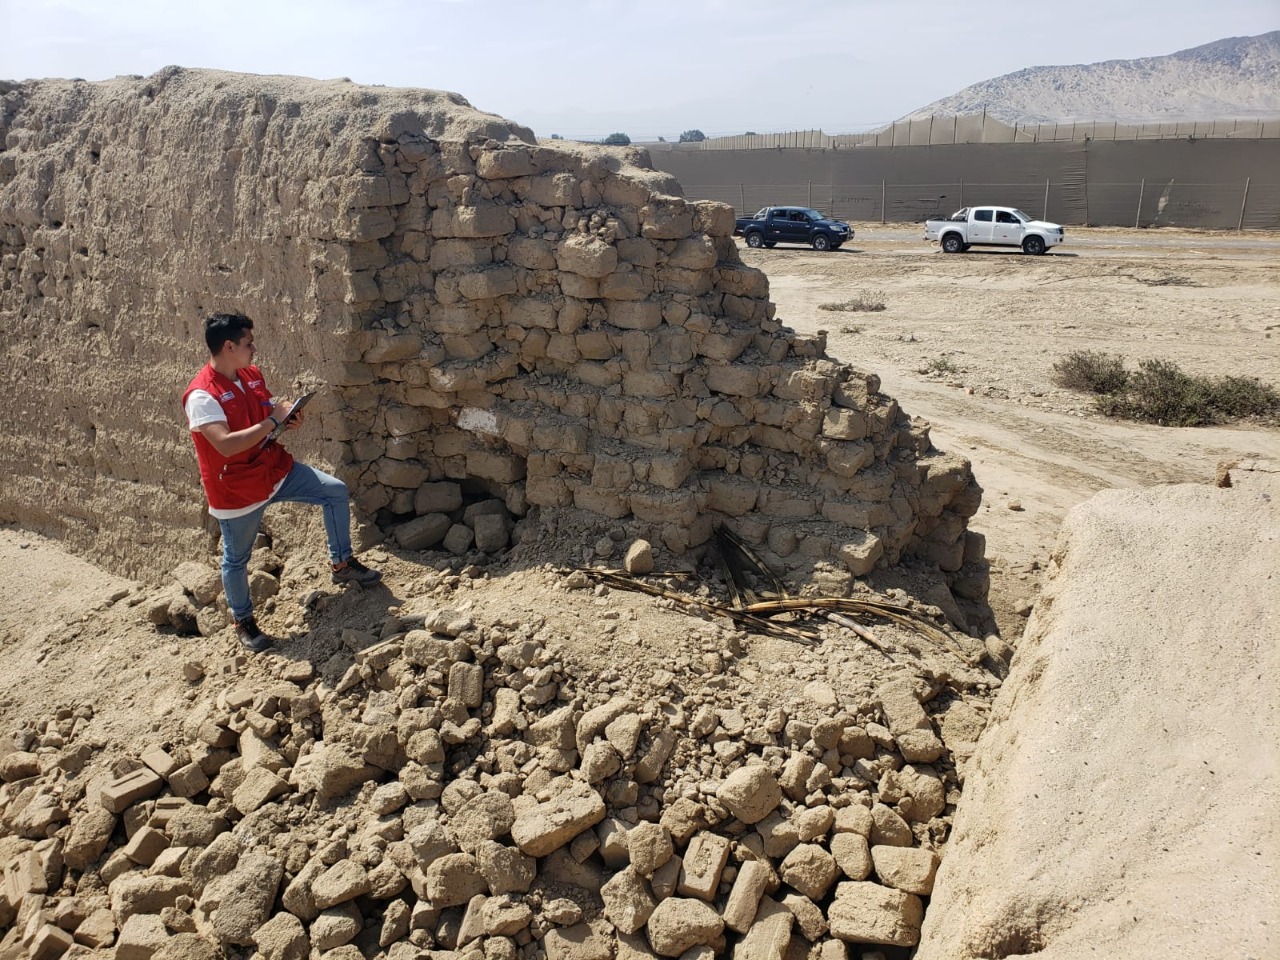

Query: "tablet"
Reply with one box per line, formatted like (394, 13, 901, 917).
(261, 391, 316, 447)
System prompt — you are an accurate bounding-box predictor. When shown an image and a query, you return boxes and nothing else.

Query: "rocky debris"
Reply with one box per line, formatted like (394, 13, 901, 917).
(715, 765, 783, 825)
(0, 574, 993, 959)
(827, 881, 924, 947)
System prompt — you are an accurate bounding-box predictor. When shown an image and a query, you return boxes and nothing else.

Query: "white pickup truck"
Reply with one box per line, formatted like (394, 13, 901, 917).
(925, 206, 1065, 255)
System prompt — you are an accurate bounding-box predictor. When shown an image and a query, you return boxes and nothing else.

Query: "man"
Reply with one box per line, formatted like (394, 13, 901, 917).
(184, 313, 381, 652)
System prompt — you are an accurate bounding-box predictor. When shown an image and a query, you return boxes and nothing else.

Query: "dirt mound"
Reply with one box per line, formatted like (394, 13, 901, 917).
(916, 459, 1280, 959)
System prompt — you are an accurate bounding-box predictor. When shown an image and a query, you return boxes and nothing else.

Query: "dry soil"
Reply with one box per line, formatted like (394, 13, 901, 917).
(746, 224, 1280, 635)
(2, 225, 1278, 746)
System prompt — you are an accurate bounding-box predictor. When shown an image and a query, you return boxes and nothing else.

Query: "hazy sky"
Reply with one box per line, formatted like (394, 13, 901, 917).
(1, 0, 1275, 140)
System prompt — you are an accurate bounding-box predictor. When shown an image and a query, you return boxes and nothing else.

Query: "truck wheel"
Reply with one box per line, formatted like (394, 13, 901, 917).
(1022, 235, 1046, 255)
(941, 233, 965, 254)
(812, 234, 831, 251)
(746, 233, 765, 248)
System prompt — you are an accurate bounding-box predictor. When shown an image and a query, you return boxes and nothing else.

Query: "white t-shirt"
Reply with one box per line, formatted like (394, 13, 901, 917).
(185, 380, 287, 520)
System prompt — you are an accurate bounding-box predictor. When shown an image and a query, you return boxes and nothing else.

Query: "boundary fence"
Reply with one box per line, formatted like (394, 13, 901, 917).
(652, 138, 1280, 230)
(646, 114, 1280, 151)
(685, 179, 1272, 231)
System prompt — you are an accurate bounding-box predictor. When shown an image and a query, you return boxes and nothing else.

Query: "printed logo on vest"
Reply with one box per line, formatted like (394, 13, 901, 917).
(220, 391, 235, 402)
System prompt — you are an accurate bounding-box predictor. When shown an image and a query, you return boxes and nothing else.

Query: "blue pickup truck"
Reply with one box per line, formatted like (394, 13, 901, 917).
(734, 206, 854, 251)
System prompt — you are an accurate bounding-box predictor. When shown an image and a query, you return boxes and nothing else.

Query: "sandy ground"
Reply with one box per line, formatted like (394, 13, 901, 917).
(2, 225, 1276, 704)
(2, 225, 1277, 727)
(0, 225, 1276, 954)
(744, 225, 1280, 634)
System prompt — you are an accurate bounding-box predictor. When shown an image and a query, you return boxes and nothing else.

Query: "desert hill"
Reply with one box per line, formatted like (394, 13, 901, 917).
(899, 31, 1280, 124)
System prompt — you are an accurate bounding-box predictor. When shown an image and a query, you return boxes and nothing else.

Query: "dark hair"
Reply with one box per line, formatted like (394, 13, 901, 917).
(204, 313, 253, 355)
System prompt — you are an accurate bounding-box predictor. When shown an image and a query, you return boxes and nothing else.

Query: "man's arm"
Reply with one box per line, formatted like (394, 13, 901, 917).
(196, 419, 279, 458)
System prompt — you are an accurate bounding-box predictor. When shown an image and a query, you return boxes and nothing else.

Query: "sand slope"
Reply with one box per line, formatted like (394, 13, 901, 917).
(916, 461, 1279, 958)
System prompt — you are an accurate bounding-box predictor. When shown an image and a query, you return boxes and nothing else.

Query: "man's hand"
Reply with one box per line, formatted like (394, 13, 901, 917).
(272, 398, 305, 430)
(276, 396, 303, 430)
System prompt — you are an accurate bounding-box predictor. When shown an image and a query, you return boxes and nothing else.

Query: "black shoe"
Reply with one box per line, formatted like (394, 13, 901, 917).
(234, 617, 273, 653)
(332, 557, 382, 587)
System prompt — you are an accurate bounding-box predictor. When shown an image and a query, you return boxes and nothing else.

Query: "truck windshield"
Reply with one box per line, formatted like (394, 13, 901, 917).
(753, 208, 769, 219)
(800, 209, 824, 221)
(1011, 209, 1032, 222)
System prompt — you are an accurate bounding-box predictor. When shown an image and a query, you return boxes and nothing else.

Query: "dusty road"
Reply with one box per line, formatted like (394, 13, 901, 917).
(743, 226, 1280, 633)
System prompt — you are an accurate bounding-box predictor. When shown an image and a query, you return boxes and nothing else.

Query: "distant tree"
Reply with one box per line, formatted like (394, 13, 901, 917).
(679, 129, 706, 142)
(550, 133, 563, 140)
(744, 131, 757, 136)
(603, 132, 631, 145)
(657, 136, 666, 142)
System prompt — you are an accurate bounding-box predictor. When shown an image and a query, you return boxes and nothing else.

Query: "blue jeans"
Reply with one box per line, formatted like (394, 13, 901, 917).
(218, 462, 353, 622)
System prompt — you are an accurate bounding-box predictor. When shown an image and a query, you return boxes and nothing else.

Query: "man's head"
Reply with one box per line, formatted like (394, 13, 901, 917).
(204, 313, 254, 357)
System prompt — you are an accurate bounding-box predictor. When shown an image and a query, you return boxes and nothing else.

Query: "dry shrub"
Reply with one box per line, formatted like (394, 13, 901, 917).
(818, 291, 886, 313)
(1208, 375, 1280, 420)
(1052, 351, 1129, 395)
(1094, 359, 1280, 426)
(922, 356, 959, 377)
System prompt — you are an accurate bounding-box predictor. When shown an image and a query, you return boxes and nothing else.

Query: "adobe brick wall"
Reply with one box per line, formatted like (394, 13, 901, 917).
(0, 68, 983, 599)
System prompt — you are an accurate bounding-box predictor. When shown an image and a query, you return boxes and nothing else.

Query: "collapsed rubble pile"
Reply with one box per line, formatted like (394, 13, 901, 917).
(0, 559, 997, 960)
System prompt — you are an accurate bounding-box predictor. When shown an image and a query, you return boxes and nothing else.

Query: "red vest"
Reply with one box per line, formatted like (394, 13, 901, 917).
(183, 363, 294, 510)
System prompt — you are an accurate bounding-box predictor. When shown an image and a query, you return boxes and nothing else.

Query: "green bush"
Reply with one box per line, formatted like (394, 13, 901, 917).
(1095, 360, 1280, 426)
(1052, 351, 1129, 394)
(1055, 352, 1278, 426)
(1099, 359, 1213, 425)
(1208, 375, 1280, 420)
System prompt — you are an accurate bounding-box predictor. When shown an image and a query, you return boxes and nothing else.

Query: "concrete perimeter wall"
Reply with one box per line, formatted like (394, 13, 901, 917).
(652, 139, 1280, 230)
(0, 68, 983, 605)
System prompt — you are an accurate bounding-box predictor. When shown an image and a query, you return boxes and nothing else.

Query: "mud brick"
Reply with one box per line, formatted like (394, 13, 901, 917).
(213, 655, 247, 677)
(29, 923, 74, 960)
(290, 690, 321, 722)
(116, 913, 167, 960)
(123, 826, 169, 866)
(233, 768, 290, 815)
(677, 832, 731, 901)
(49, 897, 90, 931)
(1, 871, 20, 926)
(224, 686, 256, 710)
(167, 763, 210, 799)
(244, 710, 278, 738)
(149, 797, 191, 829)
(100, 768, 163, 814)
(123, 804, 153, 838)
(148, 846, 188, 878)
(196, 720, 236, 749)
(448, 662, 484, 708)
(73, 908, 116, 948)
(355, 639, 402, 671)
(140, 749, 179, 779)
(12, 851, 49, 895)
